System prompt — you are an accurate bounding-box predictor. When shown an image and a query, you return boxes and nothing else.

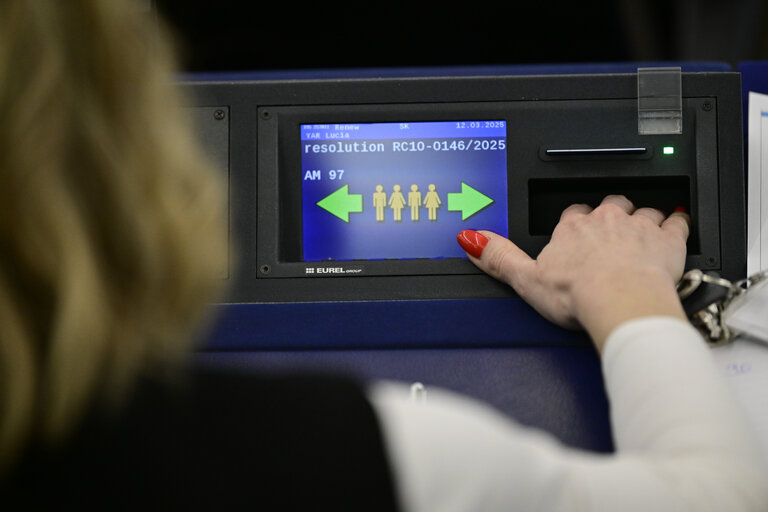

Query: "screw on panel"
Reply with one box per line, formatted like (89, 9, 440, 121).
(260, 264, 271, 275)
(214, 109, 226, 120)
(702, 101, 712, 111)
(261, 111, 271, 120)
(705, 256, 717, 266)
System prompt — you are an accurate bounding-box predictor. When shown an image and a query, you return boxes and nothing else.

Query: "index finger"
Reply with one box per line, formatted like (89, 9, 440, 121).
(461, 230, 535, 290)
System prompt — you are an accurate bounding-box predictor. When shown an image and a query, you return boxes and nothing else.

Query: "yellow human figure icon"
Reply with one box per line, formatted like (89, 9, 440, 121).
(408, 184, 422, 221)
(424, 184, 441, 221)
(389, 184, 406, 222)
(373, 184, 387, 222)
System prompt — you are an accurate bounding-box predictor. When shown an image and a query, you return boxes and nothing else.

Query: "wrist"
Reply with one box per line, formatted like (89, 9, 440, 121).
(572, 267, 687, 353)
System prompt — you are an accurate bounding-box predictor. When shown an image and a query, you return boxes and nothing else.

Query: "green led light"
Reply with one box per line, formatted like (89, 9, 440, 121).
(663, 146, 675, 155)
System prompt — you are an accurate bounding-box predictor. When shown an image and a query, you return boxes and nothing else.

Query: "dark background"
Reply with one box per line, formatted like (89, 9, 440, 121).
(152, 0, 768, 72)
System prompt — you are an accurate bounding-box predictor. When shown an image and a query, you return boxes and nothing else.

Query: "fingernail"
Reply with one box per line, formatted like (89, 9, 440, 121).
(457, 230, 488, 259)
(673, 206, 687, 214)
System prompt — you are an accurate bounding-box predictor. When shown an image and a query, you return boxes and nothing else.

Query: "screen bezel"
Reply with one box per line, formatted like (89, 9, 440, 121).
(258, 103, 514, 279)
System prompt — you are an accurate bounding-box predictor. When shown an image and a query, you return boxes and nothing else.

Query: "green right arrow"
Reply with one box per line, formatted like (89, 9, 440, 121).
(316, 184, 363, 222)
(447, 182, 494, 220)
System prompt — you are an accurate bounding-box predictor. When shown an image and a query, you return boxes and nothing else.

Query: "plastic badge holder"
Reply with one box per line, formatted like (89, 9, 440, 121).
(637, 67, 683, 135)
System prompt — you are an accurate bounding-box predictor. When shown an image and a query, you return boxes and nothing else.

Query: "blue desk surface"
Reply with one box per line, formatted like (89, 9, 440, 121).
(197, 344, 613, 452)
(197, 61, 742, 453)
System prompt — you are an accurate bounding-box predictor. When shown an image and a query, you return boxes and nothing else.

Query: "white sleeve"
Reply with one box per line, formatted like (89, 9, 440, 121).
(368, 317, 768, 512)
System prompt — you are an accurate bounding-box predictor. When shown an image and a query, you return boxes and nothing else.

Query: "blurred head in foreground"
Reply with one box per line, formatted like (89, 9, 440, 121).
(0, 0, 227, 469)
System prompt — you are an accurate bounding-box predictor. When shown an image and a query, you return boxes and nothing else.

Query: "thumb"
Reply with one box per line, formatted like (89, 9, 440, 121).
(457, 230, 535, 290)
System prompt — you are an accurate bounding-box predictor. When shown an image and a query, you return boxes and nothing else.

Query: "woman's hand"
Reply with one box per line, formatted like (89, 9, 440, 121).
(457, 195, 691, 352)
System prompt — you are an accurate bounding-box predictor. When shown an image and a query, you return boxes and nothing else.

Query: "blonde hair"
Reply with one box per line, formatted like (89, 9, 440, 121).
(0, 0, 227, 469)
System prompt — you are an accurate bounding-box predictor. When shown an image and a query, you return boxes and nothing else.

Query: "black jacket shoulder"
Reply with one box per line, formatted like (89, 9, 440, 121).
(2, 367, 400, 511)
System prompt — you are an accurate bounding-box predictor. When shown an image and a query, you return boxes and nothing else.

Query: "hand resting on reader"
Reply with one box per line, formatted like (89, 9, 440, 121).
(458, 195, 689, 351)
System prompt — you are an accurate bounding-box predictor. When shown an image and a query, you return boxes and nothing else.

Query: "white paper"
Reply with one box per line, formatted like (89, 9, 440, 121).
(746, 91, 768, 276)
(716, 91, 768, 465)
(711, 337, 768, 464)
(724, 277, 768, 341)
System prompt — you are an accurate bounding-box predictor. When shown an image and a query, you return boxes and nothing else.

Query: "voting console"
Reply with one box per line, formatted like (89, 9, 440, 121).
(184, 71, 745, 350)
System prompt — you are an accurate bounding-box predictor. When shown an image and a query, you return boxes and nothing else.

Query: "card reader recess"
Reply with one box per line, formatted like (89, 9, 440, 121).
(528, 176, 697, 251)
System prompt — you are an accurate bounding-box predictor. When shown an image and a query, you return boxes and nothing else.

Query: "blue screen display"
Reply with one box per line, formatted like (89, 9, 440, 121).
(301, 120, 509, 261)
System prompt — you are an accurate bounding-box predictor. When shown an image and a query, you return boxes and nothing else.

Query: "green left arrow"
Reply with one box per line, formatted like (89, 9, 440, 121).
(317, 185, 363, 222)
(447, 182, 494, 221)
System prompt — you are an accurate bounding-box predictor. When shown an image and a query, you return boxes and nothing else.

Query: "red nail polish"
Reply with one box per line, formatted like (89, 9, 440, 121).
(673, 206, 687, 214)
(457, 230, 488, 259)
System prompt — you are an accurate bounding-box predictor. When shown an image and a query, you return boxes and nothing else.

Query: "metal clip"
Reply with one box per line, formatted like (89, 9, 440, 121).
(733, 269, 768, 292)
(677, 269, 742, 345)
(690, 301, 733, 346)
(676, 269, 768, 345)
